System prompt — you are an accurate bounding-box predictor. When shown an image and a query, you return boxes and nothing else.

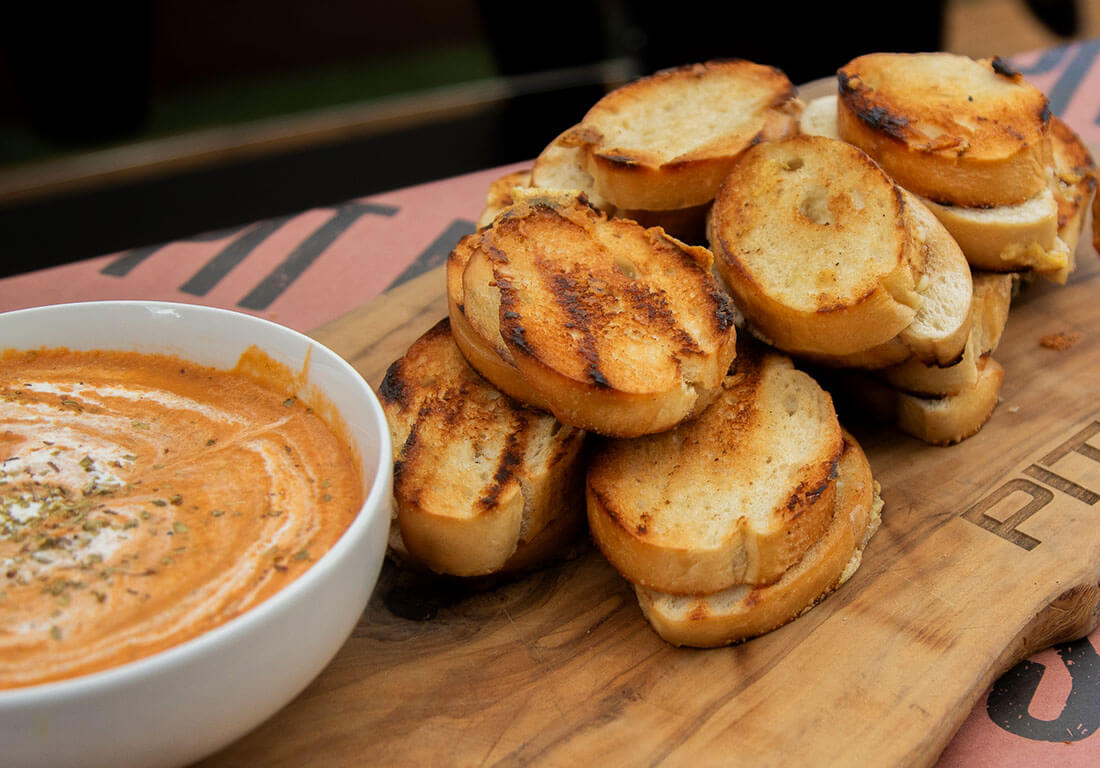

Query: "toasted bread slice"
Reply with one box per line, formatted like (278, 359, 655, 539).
(743, 193, 973, 372)
(387, 491, 586, 578)
(574, 60, 800, 211)
(893, 190, 973, 364)
(477, 169, 533, 229)
(1047, 116, 1098, 283)
(458, 192, 738, 437)
(894, 356, 1005, 445)
(531, 126, 617, 213)
(379, 318, 586, 577)
(801, 91, 1063, 279)
(878, 272, 1014, 396)
(1047, 117, 1094, 236)
(840, 355, 1005, 445)
(447, 226, 552, 411)
(587, 341, 844, 593)
(635, 432, 881, 647)
(799, 93, 840, 140)
(920, 188, 1063, 276)
(837, 52, 1052, 208)
(531, 125, 708, 242)
(447, 292, 552, 412)
(709, 134, 924, 357)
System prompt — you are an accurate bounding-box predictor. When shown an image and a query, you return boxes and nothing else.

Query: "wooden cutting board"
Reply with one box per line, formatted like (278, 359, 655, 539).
(200, 167, 1100, 766)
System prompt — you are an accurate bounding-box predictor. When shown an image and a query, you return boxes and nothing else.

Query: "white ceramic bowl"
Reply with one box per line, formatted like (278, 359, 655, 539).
(0, 301, 392, 768)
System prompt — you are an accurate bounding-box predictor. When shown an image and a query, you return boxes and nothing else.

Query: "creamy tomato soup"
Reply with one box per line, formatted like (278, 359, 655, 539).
(0, 348, 363, 689)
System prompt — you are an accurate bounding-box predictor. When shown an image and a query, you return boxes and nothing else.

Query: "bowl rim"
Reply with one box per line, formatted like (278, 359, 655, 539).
(0, 299, 392, 703)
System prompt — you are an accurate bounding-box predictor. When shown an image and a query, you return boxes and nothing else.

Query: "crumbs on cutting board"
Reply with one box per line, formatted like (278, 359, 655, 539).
(1039, 331, 1081, 350)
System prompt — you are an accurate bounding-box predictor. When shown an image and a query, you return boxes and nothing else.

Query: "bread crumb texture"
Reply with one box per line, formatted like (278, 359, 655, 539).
(1040, 331, 1080, 350)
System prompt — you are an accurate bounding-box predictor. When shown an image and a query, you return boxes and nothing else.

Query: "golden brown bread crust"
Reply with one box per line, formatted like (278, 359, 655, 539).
(919, 189, 1061, 275)
(386, 486, 587, 580)
(893, 190, 973, 365)
(457, 193, 738, 437)
(586, 340, 844, 593)
(577, 60, 801, 210)
(531, 126, 618, 213)
(832, 355, 1005, 446)
(478, 169, 533, 229)
(531, 125, 712, 242)
(893, 356, 1005, 445)
(803, 90, 1069, 279)
(635, 432, 881, 648)
(379, 318, 585, 577)
(877, 272, 1014, 396)
(708, 134, 923, 357)
(446, 297, 552, 411)
(1035, 116, 1097, 284)
(795, 189, 974, 370)
(836, 53, 1052, 207)
(446, 232, 552, 410)
(1051, 116, 1097, 246)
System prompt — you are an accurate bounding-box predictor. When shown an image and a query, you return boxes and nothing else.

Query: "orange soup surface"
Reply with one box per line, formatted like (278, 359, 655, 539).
(0, 348, 364, 689)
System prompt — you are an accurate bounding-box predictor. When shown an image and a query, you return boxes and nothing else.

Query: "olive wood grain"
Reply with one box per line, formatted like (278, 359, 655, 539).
(198, 130, 1100, 768)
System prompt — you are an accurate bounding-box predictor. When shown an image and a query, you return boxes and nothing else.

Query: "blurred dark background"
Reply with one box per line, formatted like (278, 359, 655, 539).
(0, 0, 1092, 277)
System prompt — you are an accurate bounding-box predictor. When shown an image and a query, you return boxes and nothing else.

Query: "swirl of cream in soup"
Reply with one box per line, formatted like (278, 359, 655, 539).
(0, 348, 363, 689)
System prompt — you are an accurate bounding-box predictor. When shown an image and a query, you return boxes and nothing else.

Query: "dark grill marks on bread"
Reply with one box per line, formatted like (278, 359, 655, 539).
(378, 359, 411, 410)
(379, 318, 587, 577)
(785, 467, 838, 516)
(708, 134, 924, 357)
(836, 53, 1052, 208)
(836, 69, 911, 142)
(478, 429, 523, 511)
(586, 340, 845, 593)
(545, 265, 614, 389)
(813, 81, 1087, 281)
(634, 433, 882, 648)
(857, 106, 909, 140)
(502, 246, 706, 389)
(452, 192, 737, 437)
(384, 329, 534, 514)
